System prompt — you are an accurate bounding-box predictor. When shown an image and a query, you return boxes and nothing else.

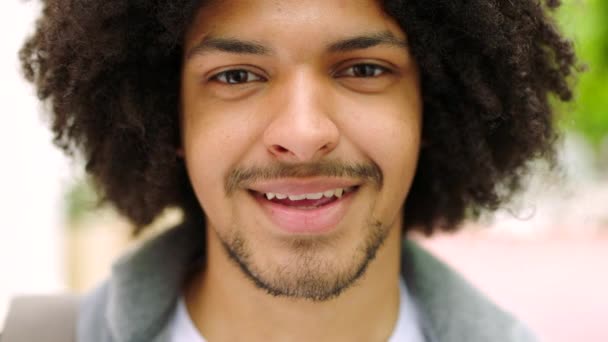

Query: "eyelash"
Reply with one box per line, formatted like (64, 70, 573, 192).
(211, 69, 263, 84)
(340, 64, 389, 78)
(209, 63, 390, 85)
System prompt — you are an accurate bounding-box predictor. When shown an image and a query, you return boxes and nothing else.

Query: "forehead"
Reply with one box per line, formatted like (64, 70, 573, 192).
(184, 0, 406, 54)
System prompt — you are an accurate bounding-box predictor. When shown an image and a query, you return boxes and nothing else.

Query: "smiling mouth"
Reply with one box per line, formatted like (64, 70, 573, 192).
(249, 186, 359, 210)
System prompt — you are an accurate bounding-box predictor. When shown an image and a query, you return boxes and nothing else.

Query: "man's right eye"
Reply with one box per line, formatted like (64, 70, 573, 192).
(211, 69, 264, 84)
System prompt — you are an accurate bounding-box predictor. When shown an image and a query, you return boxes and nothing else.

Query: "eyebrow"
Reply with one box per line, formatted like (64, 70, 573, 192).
(327, 31, 408, 53)
(185, 30, 408, 60)
(186, 37, 271, 59)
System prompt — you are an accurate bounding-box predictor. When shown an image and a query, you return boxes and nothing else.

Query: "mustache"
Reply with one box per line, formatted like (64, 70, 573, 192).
(225, 159, 383, 195)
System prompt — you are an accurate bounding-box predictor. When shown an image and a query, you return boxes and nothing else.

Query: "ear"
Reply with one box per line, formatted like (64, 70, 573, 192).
(176, 148, 185, 158)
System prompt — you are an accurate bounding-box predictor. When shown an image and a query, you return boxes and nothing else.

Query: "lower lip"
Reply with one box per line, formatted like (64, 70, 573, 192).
(252, 190, 356, 234)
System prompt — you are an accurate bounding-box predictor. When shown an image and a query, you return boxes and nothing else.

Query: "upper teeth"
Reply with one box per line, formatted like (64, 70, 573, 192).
(265, 188, 350, 201)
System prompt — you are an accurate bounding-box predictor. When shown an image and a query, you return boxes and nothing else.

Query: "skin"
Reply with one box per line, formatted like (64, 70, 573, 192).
(180, 0, 422, 340)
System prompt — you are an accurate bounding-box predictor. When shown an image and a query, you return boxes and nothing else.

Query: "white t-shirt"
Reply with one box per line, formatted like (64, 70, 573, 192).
(169, 278, 424, 342)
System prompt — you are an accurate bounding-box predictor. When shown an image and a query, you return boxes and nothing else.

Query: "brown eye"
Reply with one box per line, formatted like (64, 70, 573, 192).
(212, 69, 263, 84)
(341, 64, 388, 78)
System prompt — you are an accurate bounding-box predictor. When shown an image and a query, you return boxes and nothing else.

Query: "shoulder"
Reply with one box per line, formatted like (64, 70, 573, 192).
(402, 240, 537, 342)
(77, 282, 114, 342)
(77, 223, 204, 342)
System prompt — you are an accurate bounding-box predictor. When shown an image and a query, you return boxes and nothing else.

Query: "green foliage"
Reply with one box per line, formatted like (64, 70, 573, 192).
(557, 0, 608, 151)
(64, 177, 100, 227)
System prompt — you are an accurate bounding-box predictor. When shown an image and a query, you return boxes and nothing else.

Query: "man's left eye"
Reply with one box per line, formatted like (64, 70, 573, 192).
(339, 64, 388, 78)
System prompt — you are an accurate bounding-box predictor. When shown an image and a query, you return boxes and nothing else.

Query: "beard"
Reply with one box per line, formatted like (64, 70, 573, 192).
(216, 217, 391, 302)
(214, 159, 388, 301)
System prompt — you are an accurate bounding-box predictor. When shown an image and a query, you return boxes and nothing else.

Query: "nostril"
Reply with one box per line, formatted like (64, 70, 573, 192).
(320, 143, 333, 151)
(273, 145, 289, 153)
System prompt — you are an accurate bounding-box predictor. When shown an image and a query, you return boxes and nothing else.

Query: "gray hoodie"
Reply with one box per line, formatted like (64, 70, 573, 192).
(77, 223, 536, 342)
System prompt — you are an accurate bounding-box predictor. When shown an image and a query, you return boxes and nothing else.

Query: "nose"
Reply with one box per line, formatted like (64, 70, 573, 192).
(263, 71, 339, 162)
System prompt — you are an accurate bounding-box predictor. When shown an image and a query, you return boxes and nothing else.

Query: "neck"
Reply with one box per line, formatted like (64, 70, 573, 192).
(185, 224, 403, 342)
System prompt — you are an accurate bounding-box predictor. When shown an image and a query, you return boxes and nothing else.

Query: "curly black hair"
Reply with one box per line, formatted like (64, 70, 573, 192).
(20, 0, 577, 235)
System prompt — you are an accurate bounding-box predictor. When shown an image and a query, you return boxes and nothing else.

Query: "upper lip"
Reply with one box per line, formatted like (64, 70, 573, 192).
(248, 178, 361, 196)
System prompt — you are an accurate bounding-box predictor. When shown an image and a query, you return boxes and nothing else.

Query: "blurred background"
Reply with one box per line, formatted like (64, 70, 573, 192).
(0, 0, 606, 341)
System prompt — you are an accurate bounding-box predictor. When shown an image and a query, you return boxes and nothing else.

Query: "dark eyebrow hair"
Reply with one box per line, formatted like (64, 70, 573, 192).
(327, 31, 408, 53)
(186, 37, 272, 59)
(185, 30, 408, 60)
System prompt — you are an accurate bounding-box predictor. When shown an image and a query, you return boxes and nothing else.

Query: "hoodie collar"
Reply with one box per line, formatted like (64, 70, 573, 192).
(104, 224, 530, 342)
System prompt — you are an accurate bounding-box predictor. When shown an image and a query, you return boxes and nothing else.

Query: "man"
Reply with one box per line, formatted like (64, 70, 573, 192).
(11, 0, 576, 341)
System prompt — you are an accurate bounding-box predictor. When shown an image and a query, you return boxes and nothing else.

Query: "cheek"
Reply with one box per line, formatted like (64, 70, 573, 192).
(181, 104, 254, 209)
(337, 92, 422, 211)
(368, 115, 421, 211)
(182, 120, 254, 230)
(340, 95, 421, 173)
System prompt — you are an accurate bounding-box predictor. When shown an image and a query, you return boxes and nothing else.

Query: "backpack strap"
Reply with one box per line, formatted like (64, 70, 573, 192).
(2, 295, 79, 342)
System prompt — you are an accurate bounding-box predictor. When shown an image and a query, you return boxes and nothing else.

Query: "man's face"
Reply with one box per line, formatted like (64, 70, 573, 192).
(181, 0, 422, 301)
